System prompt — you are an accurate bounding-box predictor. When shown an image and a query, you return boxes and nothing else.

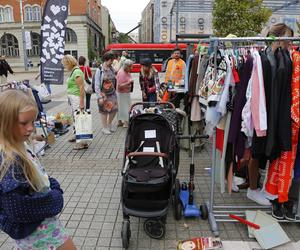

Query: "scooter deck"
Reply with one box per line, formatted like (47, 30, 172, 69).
(180, 189, 200, 217)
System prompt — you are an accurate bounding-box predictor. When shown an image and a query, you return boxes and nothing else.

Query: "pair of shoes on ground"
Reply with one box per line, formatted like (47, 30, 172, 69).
(272, 199, 296, 221)
(247, 188, 272, 206)
(117, 121, 128, 128)
(73, 143, 89, 150)
(102, 124, 117, 135)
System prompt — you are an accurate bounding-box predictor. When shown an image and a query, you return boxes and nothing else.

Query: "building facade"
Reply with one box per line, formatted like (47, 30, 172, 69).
(101, 6, 117, 49)
(0, 0, 105, 68)
(140, 0, 154, 43)
(144, 0, 300, 43)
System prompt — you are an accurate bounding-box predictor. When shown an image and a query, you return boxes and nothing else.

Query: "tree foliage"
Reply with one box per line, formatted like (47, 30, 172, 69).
(118, 33, 132, 43)
(212, 0, 272, 37)
(88, 36, 97, 61)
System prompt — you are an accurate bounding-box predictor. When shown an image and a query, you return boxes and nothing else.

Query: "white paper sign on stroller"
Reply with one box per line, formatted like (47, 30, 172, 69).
(74, 110, 93, 143)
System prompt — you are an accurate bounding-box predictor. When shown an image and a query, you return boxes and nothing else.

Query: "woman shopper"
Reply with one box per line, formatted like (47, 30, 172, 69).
(94, 52, 118, 135)
(0, 90, 76, 250)
(116, 59, 134, 128)
(61, 55, 88, 150)
(139, 58, 160, 102)
(78, 56, 93, 110)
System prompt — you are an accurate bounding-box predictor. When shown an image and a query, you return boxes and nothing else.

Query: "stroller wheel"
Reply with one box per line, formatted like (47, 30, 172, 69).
(121, 220, 131, 249)
(144, 219, 165, 239)
(200, 204, 208, 220)
(174, 179, 182, 220)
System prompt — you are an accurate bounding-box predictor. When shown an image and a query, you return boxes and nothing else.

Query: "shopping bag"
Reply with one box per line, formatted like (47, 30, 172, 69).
(84, 80, 93, 94)
(35, 84, 51, 103)
(84, 66, 94, 94)
(74, 110, 93, 143)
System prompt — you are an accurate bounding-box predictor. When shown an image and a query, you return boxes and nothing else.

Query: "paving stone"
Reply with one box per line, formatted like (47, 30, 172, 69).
(78, 221, 91, 229)
(97, 237, 111, 247)
(83, 237, 98, 246)
(74, 228, 88, 237)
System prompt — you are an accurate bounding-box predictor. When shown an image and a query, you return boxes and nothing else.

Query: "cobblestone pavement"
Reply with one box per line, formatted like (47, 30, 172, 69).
(1, 73, 300, 249)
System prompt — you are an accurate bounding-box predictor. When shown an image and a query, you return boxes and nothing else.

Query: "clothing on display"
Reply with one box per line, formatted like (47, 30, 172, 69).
(197, 39, 300, 215)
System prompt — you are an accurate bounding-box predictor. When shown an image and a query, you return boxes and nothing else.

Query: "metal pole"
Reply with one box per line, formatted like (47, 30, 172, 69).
(169, 13, 173, 42)
(175, 0, 179, 36)
(19, 0, 28, 71)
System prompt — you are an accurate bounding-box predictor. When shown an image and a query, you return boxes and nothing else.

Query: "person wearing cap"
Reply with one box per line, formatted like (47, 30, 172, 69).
(139, 58, 160, 102)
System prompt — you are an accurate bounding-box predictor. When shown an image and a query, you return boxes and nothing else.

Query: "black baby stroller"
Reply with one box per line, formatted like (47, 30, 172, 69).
(121, 102, 180, 248)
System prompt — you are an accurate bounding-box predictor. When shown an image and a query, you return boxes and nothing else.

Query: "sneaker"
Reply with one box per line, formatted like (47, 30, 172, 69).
(101, 128, 111, 135)
(271, 199, 284, 220)
(247, 188, 271, 206)
(284, 201, 296, 221)
(109, 124, 117, 132)
(117, 121, 123, 127)
(261, 189, 278, 201)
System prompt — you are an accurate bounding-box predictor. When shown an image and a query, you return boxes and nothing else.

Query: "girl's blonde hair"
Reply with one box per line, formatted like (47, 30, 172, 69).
(61, 54, 78, 69)
(0, 90, 41, 191)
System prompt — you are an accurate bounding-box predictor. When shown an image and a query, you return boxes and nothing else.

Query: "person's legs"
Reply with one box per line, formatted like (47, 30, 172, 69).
(101, 113, 111, 134)
(107, 111, 117, 127)
(68, 95, 80, 142)
(0, 75, 7, 85)
(101, 113, 108, 128)
(57, 238, 77, 250)
(116, 92, 123, 126)
(86, 93, 91, 110)
(247, 158, 271, 206)
(248, 158, 259, 190)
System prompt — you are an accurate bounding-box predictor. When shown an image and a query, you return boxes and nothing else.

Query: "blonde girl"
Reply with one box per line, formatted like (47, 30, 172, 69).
(0, 90, 76, 249)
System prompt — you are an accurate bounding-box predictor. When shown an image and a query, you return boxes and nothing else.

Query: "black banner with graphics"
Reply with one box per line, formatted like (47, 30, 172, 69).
(40, 0, 69, 85)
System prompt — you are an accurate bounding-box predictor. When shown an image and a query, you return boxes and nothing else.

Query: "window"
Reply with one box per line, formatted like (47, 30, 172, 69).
(0, 6, 13, 22)
(25, 5, 41, 21)
(64, 50, 78, 59)
(4, 7, 13, 22)
(0, 33, 19, 57)
(0, 7, 4, 22)
(27, 32, 40, 57)
(66, 28, 77, 43)
(25, 6, 33, 21)
(32, 6, 41, 21)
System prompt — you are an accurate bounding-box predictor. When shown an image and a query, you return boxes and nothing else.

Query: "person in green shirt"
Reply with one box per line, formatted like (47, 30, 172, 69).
(61, 55, 88, 150)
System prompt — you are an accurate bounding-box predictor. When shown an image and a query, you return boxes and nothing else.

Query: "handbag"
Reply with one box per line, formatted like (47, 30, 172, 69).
(84, 66, 93, 94)
(74, 110, 93, 143)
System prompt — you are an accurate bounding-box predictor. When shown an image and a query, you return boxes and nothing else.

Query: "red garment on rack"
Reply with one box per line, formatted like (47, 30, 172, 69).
(216, 128, 224, 154)
(265, 51, 300, 203)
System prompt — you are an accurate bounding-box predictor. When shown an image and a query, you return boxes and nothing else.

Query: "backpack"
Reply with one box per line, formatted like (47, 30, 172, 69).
(92, 65, 103, 93)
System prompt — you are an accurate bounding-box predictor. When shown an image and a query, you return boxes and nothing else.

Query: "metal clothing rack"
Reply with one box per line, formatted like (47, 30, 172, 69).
(198, 36, 300, 236)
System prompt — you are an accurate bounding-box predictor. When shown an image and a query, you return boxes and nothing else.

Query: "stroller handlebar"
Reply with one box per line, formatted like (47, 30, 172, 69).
(127, 152, 168, 158)
(130, 102, 175, 112)
(177, 134, 209, 140)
